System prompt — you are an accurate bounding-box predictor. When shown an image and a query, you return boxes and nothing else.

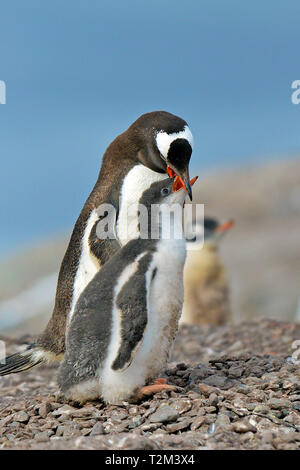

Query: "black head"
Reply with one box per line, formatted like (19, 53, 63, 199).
(128, 111, 194, 200)
(204, 217, 221, 240)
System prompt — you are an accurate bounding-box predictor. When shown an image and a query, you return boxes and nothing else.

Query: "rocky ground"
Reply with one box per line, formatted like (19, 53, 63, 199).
(0, 318, 300, 450)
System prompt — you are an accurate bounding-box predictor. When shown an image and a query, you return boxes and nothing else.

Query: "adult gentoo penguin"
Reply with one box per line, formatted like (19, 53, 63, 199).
(181, 217, 234, 326)
(58, 175, 197, 404)
(0, 111, 194, 376)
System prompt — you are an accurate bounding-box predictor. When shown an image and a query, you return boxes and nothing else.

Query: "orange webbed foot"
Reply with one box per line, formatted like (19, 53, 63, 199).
(136, 378, 175, 400)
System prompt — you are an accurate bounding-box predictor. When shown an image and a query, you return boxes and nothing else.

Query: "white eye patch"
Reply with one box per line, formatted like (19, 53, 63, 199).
(155, 125, 194, 159)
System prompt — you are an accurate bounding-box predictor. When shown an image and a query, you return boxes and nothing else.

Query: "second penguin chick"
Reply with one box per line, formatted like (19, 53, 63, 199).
(181, 217, 234, 326)
(58, 176, 196, 404)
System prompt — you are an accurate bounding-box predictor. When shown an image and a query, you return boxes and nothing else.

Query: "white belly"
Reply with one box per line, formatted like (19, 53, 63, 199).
(100, 239, 186, 404)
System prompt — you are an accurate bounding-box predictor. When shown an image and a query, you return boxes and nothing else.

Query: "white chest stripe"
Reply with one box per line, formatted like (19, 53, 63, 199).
(68, 209, 100, 325)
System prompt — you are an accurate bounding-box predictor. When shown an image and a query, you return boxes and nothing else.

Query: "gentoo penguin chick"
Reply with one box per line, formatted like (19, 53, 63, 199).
(0, 111, 194, 377)
(58, 176, 197, 404)
(180, 217, 234, 326)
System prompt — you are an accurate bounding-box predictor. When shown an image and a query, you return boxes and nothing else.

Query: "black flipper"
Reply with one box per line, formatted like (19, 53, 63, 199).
(0, 343, 44, 376)
(112, 253, 154, 372)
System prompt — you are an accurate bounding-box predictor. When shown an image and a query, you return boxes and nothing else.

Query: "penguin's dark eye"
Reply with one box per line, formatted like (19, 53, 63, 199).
(161, 187, 170, 197)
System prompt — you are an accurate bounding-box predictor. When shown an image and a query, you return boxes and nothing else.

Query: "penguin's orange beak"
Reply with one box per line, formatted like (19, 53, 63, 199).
(167, 166, 198, 194)
(167, 166, 195, 201)
(216, 220, 235, 232)
(167, 166, 175, 178)
(173, 175, 198, 192)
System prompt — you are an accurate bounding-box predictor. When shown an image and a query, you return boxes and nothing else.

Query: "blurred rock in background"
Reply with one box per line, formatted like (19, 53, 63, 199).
(191, 158, 300, 323)
(181, 217, 234, 326)
(0, 237, 68, 334)
(0, 158, 299, 335)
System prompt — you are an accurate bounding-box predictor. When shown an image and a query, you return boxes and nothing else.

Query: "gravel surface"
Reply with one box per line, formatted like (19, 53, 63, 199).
(0, 319, 300, 450)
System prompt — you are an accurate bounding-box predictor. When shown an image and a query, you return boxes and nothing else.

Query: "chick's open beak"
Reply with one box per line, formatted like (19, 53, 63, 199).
(167, 166, 196, 201)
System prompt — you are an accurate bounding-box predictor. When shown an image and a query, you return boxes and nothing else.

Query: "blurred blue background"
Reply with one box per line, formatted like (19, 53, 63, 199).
(1, 0, 300, 256)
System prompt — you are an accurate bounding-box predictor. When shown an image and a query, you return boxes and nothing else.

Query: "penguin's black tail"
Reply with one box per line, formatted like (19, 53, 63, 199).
(0, 343, 45, 376)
